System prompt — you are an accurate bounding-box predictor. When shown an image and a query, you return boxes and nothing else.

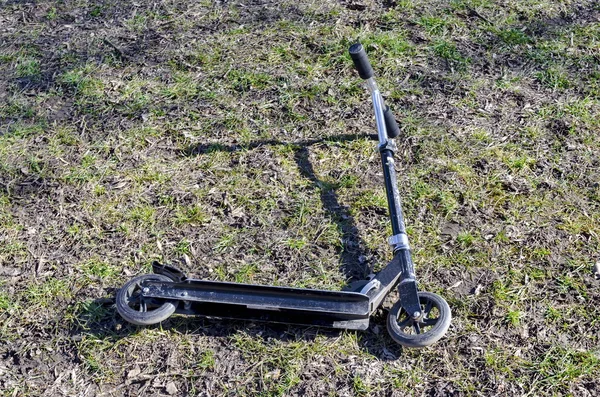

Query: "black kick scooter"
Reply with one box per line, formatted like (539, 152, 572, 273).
(116, 44, 452, 348)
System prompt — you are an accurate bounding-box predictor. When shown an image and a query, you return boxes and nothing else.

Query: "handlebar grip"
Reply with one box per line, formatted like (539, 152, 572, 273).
(349, 43, 374, 80)
(384, 106, 400, 138)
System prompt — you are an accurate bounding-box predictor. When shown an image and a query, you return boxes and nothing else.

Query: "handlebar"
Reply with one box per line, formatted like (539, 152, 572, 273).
(349, 43, 374, 80)
(349, 43, 400, 139)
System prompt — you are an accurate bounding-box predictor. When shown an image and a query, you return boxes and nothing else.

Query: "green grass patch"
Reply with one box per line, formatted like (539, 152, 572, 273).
(25, 278, 72, 308)
(536, 67, 571, 90)
(59, 64, 105, 99)
(432, 39, 469, 68)
(175, 205, 210, 225)
(15, 58, 41, 78)
(528, 347, 600, 392)
(78, 258, 120, 280)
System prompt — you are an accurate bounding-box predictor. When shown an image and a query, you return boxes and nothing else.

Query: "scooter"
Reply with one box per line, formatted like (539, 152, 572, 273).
(116, 44, 451, 348)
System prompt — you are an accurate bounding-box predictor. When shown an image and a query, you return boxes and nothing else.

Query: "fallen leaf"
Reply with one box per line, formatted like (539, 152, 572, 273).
(441, 222, 460, 239)
(127, 365, 141, 378)
(166, 381, 178, 395)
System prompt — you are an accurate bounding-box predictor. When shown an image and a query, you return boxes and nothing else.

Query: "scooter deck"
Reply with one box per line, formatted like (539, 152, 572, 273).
(142, 279, 372, 330)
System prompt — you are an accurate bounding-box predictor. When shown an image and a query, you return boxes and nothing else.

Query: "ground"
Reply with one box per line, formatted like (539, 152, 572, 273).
(0, 0, 599, 396)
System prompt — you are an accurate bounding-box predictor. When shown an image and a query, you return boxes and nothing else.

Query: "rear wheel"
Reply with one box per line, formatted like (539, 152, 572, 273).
(116, 274, 178, 325)
(387, 291, 451, 348)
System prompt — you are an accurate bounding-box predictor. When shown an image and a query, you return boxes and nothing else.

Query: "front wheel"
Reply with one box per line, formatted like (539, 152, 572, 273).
(387, 291, 451, 348)
(116, 274, 178, 325)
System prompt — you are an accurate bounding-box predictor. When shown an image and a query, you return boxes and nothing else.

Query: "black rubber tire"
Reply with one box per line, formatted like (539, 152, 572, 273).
(387, 291, 451, 348)
(116, 274, 178, 326)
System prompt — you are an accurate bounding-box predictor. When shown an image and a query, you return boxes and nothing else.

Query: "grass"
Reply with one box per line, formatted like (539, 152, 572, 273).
(0, 0, 599, 396)
(16, 58, 41, 79)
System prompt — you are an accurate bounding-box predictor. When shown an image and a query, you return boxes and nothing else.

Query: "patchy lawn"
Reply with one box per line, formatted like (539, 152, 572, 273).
(0, 0, 599, 395)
